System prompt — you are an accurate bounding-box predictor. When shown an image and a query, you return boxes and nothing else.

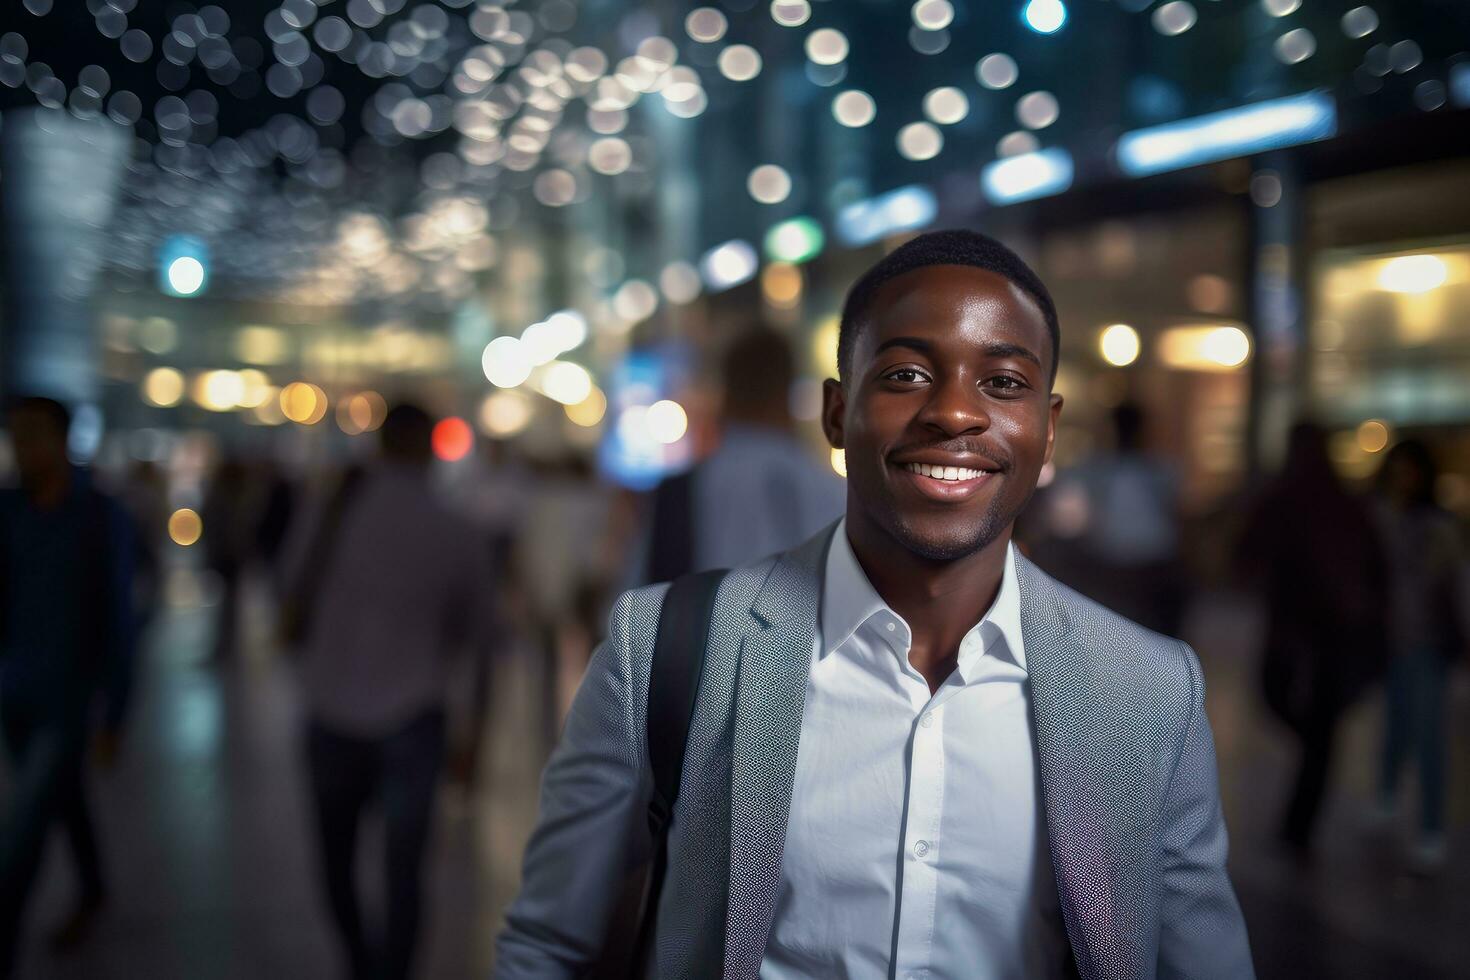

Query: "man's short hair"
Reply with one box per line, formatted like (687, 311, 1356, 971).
(722, 326, 794, 417)
(7, 396, 72, 435)
(837, 229, 1060, 385)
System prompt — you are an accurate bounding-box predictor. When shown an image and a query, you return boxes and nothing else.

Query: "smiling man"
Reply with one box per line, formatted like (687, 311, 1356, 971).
(496, 230, 1254, 980)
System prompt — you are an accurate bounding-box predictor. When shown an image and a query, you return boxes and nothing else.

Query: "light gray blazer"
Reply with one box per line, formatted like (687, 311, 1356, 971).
(495, 524, 1254, 980)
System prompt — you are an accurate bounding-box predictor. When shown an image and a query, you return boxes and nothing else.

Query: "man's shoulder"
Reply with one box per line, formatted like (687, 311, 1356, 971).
(1020, 556, 1198, 693)
(613, 555, 781, 643)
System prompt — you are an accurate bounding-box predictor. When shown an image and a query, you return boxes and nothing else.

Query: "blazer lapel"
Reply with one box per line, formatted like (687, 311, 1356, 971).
(1018, 556, 1152, 980)
(721, 526, 832, 980)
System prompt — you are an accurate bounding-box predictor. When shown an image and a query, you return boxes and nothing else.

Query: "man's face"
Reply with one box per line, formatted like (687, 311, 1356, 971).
(822, 265, 1062, 562)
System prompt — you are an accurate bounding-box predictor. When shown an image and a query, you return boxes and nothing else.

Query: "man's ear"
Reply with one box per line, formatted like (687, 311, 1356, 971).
(821, 378, 846, 450)
(1044, 392, 1063, 465)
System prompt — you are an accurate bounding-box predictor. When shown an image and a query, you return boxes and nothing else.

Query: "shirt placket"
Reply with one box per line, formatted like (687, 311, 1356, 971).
(894, 690, 947, 980)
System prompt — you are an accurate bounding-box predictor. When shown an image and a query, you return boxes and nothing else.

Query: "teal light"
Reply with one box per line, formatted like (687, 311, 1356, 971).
(763, 217, 825, 264)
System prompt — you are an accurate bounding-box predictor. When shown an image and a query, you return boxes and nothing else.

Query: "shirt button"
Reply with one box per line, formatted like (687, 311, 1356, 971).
(886, 621, 896, 632)
(914, 840, 930, 857)
(920, 712, 935, 729)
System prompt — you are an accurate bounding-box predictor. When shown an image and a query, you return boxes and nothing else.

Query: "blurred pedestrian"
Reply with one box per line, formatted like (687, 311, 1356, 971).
(118, 460, 167, 651)
(284, 403, 491, 980)
(0, 397, 134, 975)
(200, 455, 255, 662)
(644, 326, 845, 582)
(1371, 439, 1465, 871)
(1239, 421, 1388, 856)
(1064, 401, 1185, 635)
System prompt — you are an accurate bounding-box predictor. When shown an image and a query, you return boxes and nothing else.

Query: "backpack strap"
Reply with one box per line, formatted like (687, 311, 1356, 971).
(633, 567, 726, 970)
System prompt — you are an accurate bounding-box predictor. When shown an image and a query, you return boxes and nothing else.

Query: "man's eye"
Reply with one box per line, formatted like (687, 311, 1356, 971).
(885, 368, 927, 383)
(984, 376, 1026, 391)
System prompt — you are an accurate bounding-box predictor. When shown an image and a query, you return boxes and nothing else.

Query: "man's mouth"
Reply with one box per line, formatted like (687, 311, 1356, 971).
(893, 460, 998, 501)
(900, 462, 990, 482)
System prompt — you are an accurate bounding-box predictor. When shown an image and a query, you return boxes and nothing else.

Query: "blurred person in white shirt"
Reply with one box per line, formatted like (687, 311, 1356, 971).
(284, 403, 492, 980)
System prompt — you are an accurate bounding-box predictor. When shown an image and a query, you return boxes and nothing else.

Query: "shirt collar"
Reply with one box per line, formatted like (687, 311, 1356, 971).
(820, 518, 1027, 675)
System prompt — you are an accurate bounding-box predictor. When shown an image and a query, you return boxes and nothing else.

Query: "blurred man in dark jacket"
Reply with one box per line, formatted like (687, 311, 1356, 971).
(0, 397, 134, 975)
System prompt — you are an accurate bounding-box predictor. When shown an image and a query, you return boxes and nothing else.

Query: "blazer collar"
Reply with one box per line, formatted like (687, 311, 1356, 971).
(1016, 554, 1150, 980)
(723, 521, 834, 980)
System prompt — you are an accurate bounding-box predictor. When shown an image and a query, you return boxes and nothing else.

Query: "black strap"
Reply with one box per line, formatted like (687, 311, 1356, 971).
(631, 567, 725, 972)
(645, 470, 696, 585)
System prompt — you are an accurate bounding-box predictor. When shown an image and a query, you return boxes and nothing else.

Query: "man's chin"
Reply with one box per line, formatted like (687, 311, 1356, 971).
(885, 512, 1006, 563)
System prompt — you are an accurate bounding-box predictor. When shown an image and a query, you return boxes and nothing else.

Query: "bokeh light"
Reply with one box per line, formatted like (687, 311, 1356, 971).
(1099, 324, 1141, 366)
(541, 361, 594, 405)
(142, 367, 185, 407)
(718, 45, 762, 81)
(336, 391, 387, 435)
(280, 381, 328, 424)
(564, 387, 608, 427)
(832, 89, 876, 127)
(748, 164, 793, 204)
(1356, 419, 1391, 453)
(646, 399, 688, 444)
(1377, 254, 1447, 293)
(978, 53, 1020, 89)
(923, 87, 969, 125)
(432, 417, 474, 461)
(168, 508, 203, 547)
(1023, 0, 1067, 34)
(483, 336, 533, 388)
(805, 29, 849, 66)
(167, 256, 206, 295)
(479, 390, 533, 437)
(897, 122, 943, 160)
(771, 0, 812, 27)
(912, 0, 955, 30)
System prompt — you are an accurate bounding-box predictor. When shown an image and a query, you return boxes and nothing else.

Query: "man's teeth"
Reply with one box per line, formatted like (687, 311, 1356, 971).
(903, 462, 986, 481)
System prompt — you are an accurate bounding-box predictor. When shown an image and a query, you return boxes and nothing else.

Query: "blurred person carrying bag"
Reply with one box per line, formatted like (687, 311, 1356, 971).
(588, 568, 724, 979)
(278, 465, 364, 649)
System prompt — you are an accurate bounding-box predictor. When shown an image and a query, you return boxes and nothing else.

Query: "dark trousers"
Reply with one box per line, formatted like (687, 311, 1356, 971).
(0, 706, 103, 977)
(1380, 650, 1448, 836)
(306, 710, 445, 980)
(1282, 698, 1341, 850)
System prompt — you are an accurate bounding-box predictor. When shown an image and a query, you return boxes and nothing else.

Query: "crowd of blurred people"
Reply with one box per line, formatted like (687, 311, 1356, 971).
(0, 326, 1465, 977)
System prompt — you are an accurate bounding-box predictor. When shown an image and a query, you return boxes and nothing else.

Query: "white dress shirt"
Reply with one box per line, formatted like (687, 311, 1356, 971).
(760, 522, 1068, 980)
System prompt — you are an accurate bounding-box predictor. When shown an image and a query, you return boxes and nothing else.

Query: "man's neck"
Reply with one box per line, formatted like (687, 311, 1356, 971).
(844, 513, 1011, 694)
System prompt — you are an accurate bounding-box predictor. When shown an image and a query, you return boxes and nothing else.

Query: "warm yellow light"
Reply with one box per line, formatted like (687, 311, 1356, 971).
(565, 387, 608, 427)
(142, 367, 185, 407)
(280, 381, 327, 424)
(646, 399, 688, 444)
(1158, 325, 1251, 371)
(540, 361, 594, 405)
(830, 448, 847, 477)
(1098, 324, 1140, 367)
(168, 508, 203, 546)
(812, 314, 840, 378)
(1201, 326, 1250, 367)
(1356, 419, 1390, 453)
(761, 262, 803, 309)
(237, 370, 273, 408)
(479, 389, 534, 437)
(1377, 255, 1447, 294)
(194, 370, 245, 411)
(253, 398, 286, 425)
(337, 391, 387, 435)
(234, 326, 291, 365)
